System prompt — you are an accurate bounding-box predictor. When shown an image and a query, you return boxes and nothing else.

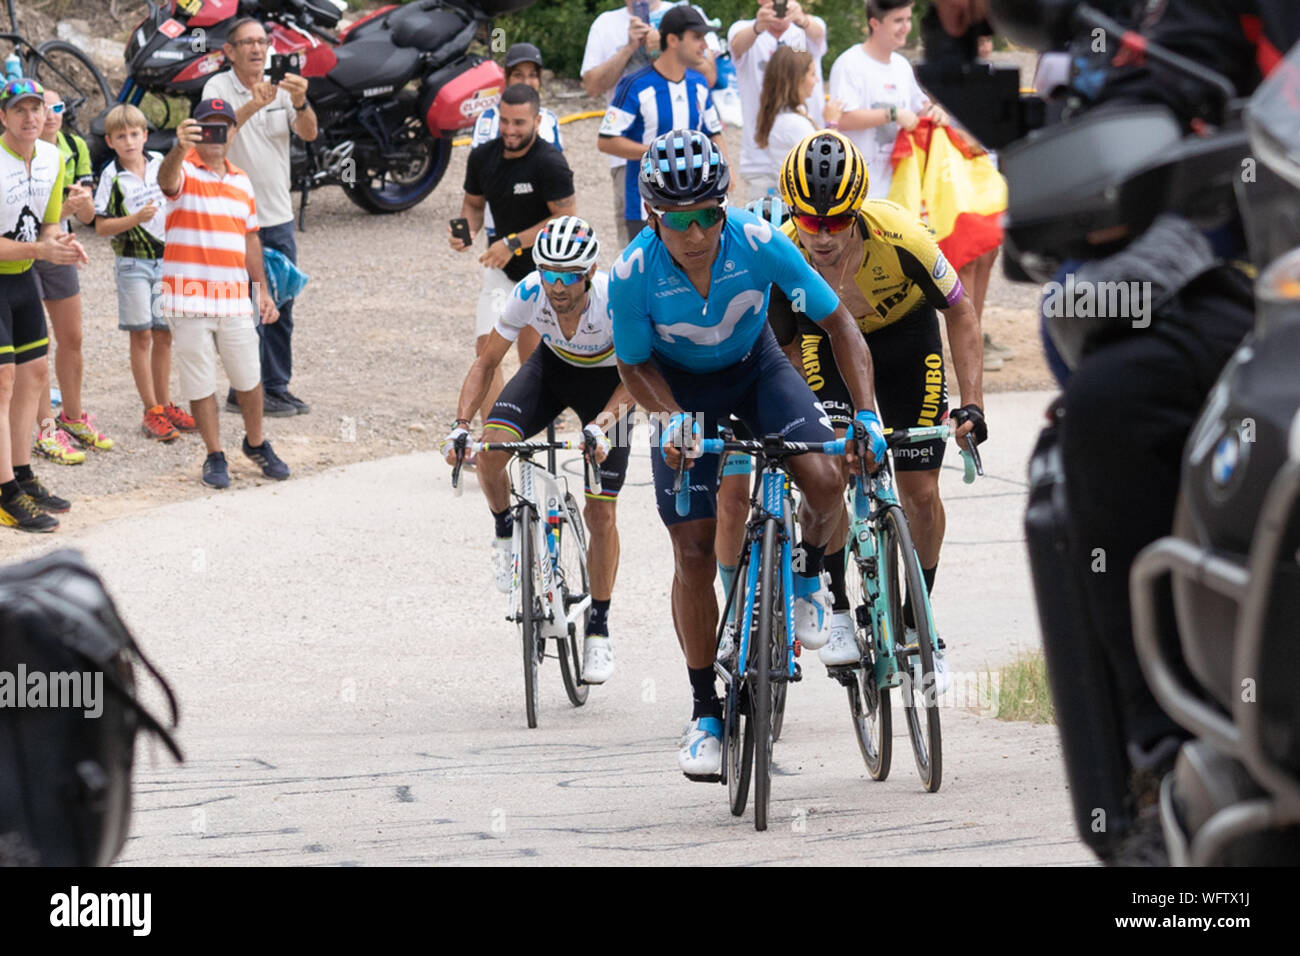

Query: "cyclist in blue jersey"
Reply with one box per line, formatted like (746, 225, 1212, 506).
(609, 129, 885, 779)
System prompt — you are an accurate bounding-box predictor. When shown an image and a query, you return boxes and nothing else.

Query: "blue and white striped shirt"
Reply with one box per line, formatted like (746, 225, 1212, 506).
(599, 65, 722, 221)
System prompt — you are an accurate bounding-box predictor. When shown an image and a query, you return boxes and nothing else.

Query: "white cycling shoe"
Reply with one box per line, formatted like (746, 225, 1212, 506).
(819, 610, 860, 666)
(678, 716, 723, 780)
(793, 577, 832, 650)
(582, 635, 614, 684)
(490, 536, 512, 593)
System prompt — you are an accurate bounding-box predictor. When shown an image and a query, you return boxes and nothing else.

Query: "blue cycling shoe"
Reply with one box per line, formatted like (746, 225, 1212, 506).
(679, 715, 723, 781)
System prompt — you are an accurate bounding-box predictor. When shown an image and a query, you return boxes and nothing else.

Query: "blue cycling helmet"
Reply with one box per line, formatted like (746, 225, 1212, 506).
(638, 128, 730, 209)
(744, 194, 791, 227)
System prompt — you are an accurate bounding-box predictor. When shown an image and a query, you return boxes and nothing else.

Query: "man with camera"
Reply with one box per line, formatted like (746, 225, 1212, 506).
(203, 16, 318, 418)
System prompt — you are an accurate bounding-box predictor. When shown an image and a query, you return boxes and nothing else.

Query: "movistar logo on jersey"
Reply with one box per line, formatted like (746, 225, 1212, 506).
(613, 246, 646, 280)
(654, 290, 764, 346)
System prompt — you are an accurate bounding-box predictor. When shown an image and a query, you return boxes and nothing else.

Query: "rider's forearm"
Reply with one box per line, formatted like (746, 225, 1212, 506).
(822, 307, 877, 414)
(617, 359, 682, 418)
(456, 357, 498, 424)
(943, 297, 984, 410)
(594, 382, 637, 431)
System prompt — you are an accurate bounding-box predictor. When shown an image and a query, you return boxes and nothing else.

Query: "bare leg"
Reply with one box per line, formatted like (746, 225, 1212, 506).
(11, 358, 47, 471)
(0, 364, 14, 482)
(129, 330, 159, 409)
(474, 425, 516, 513)
(191, 394, 220, 454)
(714, 469, 749, 568)
(236, 383, 264, 448)
(44, 295, 84, 421)
(894, 469, 944, 569)
(669, 519, 720, 669)
(584, 498, 619, 601)
(152, 329, 173, 407)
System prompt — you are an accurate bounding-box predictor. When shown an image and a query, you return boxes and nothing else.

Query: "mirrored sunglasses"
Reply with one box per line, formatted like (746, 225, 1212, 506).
(658, 206, 726, 232)
(793, 212, 857, 235)
(539, 269, 586, 286)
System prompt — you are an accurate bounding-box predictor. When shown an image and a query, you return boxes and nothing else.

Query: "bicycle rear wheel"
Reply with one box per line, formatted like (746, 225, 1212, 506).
(556, 493, 590, 708)
(519, 506, 543, 729)
(32, 41, 111, 141)
(883, 505, 942, 791)
(846, 537, 891, 780)
(752, 519, 781, 832)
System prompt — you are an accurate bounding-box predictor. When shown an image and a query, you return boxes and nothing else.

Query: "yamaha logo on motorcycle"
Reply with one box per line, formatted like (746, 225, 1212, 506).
(102, 0, 537, 221)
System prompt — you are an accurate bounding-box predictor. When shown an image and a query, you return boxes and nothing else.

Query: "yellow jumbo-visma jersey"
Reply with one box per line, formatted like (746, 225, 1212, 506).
(781, 200, 962, 335)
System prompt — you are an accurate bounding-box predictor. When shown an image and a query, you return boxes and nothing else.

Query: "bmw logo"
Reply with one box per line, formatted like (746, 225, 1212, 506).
(1209, 426, 1248, 496)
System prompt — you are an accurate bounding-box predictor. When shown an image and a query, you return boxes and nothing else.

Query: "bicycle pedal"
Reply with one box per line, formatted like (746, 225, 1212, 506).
(792, 639, 802, 658)
(791, 662, 803, 683)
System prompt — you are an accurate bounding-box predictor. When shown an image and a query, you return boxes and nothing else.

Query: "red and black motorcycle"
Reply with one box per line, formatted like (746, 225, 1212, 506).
(112, 0, 533, 218)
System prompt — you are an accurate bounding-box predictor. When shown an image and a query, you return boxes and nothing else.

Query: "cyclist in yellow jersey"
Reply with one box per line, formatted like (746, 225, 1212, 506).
(767, 130, 988, 666)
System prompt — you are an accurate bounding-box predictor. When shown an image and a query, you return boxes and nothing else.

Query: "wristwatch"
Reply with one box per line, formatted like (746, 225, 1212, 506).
(505, 234, 523, 256)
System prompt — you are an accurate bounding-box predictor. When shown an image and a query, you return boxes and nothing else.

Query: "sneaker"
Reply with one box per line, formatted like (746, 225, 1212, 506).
(19, 477, 70, 513)
(142, 406, 180, 442)
(582, 635, 614, 683)
(162, 402, 198, 432)
(279, 390, 311, 415)
(819, 610, 860, 666)
(0, 492, 58, 532)
(225, 389, 240, 413)
(983, 353, 1004, 372)
(262, 392, 297, 418)
(792, 576, 832, 650)
(33, 430, 85, 465)
(716, 620, 737, 665)
(242, 436, 290, 480)
(202, 451, 230, 489)
(678, 715, 723, 780)
(491, 536, 512, 593)
(983, 331, 1016, 360)
(58, 411, 114, 451)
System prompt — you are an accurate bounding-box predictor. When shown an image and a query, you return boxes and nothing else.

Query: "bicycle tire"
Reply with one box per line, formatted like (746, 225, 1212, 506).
(752, 518, 781, 832)
(846, 536, 891, 780)
(883, 505, 942, 792)
(519, 505, 542, 729)
(556, 493, 590, 708)
(32, 41, 111, 141)
(726, 676, 755, 816)
(772, 682, 788, 742)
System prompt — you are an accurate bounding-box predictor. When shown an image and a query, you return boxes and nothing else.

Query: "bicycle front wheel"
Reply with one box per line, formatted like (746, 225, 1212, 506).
(519, 506, 542, 729)
(883, 505, 942, 792)
(846, 537, 891, 780)
(752, 519, 782, 832)
(33, 41, 112, 141)
(556, 493, 590, 708)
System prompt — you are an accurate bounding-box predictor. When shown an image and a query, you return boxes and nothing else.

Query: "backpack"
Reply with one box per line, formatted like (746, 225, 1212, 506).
(0, 549, 182, 866)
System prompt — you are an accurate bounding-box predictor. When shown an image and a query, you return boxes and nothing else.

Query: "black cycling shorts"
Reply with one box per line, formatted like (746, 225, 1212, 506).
(649, 326, 834, 526)
(0, 269, 50, 366)
(796, 305, 949, 471)
(486, 345, 631, 501)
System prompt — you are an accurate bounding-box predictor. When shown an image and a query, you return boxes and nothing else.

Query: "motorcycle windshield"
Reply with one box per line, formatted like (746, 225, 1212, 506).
(1240, 40, 1300, 268)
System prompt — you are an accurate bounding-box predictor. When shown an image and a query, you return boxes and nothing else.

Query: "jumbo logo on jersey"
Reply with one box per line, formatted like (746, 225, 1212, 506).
(655, 290, 764, 346)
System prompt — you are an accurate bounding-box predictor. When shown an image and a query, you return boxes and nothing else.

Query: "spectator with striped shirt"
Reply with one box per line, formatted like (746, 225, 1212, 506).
(94, 103, 195, 444)
(157, 98, 290, 489)
(597, 4, 732, 243)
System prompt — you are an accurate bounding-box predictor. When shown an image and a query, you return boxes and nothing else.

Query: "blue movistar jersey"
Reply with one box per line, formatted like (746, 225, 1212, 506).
(609, 208, 841, 373)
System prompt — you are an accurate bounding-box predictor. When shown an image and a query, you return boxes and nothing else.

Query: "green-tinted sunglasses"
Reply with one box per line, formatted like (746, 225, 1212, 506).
(657, 206, 726, 232)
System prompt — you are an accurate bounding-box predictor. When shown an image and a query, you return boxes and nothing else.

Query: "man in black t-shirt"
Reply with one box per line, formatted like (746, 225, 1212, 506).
(451, 84, 577, 427)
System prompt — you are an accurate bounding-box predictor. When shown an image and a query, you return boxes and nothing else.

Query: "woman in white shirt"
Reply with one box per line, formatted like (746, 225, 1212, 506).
(749, 45, 832, 201)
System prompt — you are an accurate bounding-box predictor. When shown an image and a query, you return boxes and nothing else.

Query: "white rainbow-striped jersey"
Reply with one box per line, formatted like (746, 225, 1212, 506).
(495, 270, 614, 368)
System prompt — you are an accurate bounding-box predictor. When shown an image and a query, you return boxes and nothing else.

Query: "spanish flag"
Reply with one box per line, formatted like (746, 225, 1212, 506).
(887, 119, 1007, 271)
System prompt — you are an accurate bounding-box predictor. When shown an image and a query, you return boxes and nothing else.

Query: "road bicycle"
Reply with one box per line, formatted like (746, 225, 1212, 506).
(826, 423, 982, 793)
(452, 429, 603, 728)
(1, 0, 112, 142)
(672, 430, 852, 831)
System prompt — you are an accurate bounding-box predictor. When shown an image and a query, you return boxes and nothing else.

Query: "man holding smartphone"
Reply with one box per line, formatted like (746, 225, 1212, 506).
(204, 16, 318, 418)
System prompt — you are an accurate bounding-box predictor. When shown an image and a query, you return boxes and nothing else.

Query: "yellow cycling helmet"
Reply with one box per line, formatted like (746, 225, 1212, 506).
(779, 129, 869, 217)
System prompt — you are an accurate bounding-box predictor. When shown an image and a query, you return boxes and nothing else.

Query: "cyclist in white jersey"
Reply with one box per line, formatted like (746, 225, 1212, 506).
(443, 216, 634, 683)
(0, 78, 85, 532)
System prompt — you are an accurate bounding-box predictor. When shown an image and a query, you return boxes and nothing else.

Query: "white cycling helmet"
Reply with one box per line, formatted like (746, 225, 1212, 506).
(533, 215, 600, 270)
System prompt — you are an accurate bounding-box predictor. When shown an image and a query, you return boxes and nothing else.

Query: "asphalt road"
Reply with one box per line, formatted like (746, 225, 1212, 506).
(8, 389, 1093, 865)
